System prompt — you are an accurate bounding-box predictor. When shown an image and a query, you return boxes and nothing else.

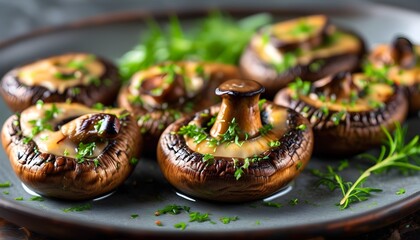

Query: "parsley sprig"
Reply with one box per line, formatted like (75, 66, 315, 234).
(312, 123, 420, 209)
(118, 12, 272, 81)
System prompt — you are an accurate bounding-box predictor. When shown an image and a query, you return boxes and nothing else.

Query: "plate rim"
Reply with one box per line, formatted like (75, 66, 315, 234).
(0, 2, 419, 239)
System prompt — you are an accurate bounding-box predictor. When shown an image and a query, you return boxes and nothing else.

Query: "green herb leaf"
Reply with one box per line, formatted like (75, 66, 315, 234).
(0, 181, 11, 188)
(118, 12, 272, 81)
(396, 188, 406, 195)
(155, 204, 190, 216)
(189, 211, 211, 223)
(63, 203, 92, 213)
(174, 222, 187, 230)
(220, 216, 239, 224)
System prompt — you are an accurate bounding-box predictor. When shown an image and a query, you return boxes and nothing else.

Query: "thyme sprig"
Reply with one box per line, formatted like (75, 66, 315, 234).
(312, 123, 420, 209)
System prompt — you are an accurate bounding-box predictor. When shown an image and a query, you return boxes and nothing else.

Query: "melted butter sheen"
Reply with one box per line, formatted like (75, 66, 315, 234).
(18, 53, 105, 94)
(254, 31, 361, 67)
(20, 103, 124, 159)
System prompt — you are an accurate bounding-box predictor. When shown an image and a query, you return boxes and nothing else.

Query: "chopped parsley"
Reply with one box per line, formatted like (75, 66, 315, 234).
(129, 157, 139, 165)
(23, 102, 60, 144)
(63, 203, 92, 212)
(54, 72, 76, 80)
(273, 52, 297, 73)
(202, 153, 214, 165)
(289, 198, 299, 206)
(131, 214, 139, 219)
(178, 124, 208, 144)
(331, 110, 347, 125)
(296, 124, 307, 130)
(14, 197, 24, 201)
(30, 196, 44, 202)
(262, 201, 283, 208)
(396, 188, 406, 195)
(94, 119, 106, 134)
(0, 181, 11, 188)
(155, 204, 190, 216)
(288, 78, 312, 99)
(259, 124, 273, 135)
(220, 216, 239, 224)
(290, 19, 314, 36)
(268, 140, 281, 147)
(174, 222, 187, 230)
(76, 142, 96, 163)
(189, 211, 211, 223)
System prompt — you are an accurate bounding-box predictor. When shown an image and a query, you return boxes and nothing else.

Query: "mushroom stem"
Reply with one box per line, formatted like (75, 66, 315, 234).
(210, 79, 265, 140)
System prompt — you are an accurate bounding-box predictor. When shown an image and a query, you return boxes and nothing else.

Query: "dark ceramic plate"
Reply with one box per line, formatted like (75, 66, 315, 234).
(0, 1, 419, 239)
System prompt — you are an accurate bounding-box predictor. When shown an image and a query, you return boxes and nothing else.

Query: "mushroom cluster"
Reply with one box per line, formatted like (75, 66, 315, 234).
(240, 15, 366, 98)
(1, 102, 141, 200)
(157, 79, 313, 202)
(117, 61, 240, 154)
(0, 13, 417, 203)
(0, 53, 121, 112)
(367, 36, 420, 114)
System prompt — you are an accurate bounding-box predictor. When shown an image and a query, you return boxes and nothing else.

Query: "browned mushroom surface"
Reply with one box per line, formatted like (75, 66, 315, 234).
(367, 36, 420, 113)
(274, 72, 408, 156)
(1, 102, 141, 200)
(239, 15, 365, 98)
(0, 53, 121, 112)
(117, 61, 240, 155)
(157, 79, 313, 202)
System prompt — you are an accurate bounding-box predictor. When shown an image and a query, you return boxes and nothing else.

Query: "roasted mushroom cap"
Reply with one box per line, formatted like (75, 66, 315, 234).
(274, 72, 408, 156)
(157, 79, 313, 202)
(1, 103, 141, 200)
(0, 53, 121, 112)
(368, 36, 420, 113)
(117, 61, 240, 155)
(240, 15, 365, 98)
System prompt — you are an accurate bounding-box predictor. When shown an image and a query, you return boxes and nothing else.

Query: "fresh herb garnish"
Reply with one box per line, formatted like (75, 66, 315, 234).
(262, 201, 283, 208)
(155, 204, 190, 216)
(94, 119, 106, 134)
(202, 153, 214, 165)
(30, 196, 44, 201)
(272, 52, 297, 73)
(189, 211, 211, 223)
(131, 214, 139, 219)
(259, 124, 273, 135)
(14, 197, 24, 201)
(312, 123, 420, 209)
(289, 198, 299, 206)
(0, 181, 11, 188)
(23, 102, 60, 144)
(129, 157, 139, 165)
(296, 124, 307, 130)
(118, 12, 271, 81)
(290, 19, 314, 36)
(268, 140, 281, 147)
(331, 110, 347, 125)
(288, 78, 311, 99)
(220, 216, 239, 224)
(396, 188, 406, 195)
(63, 203, 92, 213)
(76, 142, 96, 163)
(174, 222, 187, 230)
(178, 124, 208, 144)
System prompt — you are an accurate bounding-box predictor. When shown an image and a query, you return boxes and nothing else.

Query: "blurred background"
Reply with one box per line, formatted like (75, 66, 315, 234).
(0, 0, 419, 42)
